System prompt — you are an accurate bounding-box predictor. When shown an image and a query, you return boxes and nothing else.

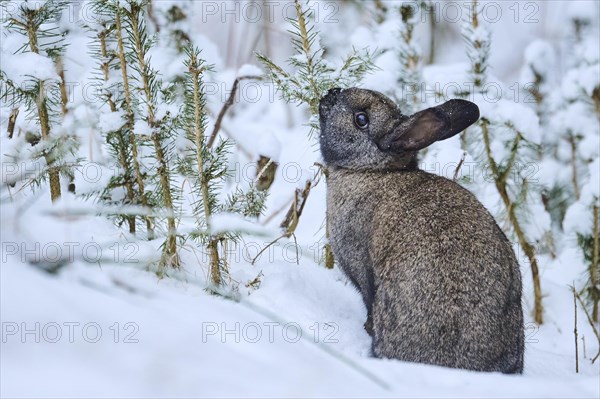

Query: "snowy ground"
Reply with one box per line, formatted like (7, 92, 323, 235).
(1, 191, 599, 398)
(2, 0, 600, 397)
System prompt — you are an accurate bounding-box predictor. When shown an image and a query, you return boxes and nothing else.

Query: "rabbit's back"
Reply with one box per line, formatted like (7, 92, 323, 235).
(327, 168, 524, 373)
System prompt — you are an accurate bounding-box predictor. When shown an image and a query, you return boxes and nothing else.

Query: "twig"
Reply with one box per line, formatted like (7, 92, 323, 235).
(453, 151, 467, 181)
(252, 180, 312, 265)
(255, 155, 278, 191)
(279, 180, 312, 232)
(373, 0, 388, 24)
(573, 286, 600, 363)
(592, 204, 599, 322)
(593, 87, 600, 119)
(254, 156, 274, 185)
(568, 134, 580, 200)
(146, 0, 161, 33)
(292, 233, 300, 264)
(207, 75, 263, 148)
(7, 108, 19, 139)
(250, 232, 285, 265)
(263, 2, 272, 56)
(427, 1, 436, 64)
(574, 289, 600, 341)
(261, 193, 295, 225)
(325, 214, 334, 269)
(574, 285, 579, 373)
(56, 57, 69, 116)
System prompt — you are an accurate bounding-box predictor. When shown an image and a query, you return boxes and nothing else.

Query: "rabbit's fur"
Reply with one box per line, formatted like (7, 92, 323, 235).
(320, 88, 524, 374)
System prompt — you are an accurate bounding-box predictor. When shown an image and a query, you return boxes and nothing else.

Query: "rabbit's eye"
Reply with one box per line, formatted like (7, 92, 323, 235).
(354, 112, 369, 129)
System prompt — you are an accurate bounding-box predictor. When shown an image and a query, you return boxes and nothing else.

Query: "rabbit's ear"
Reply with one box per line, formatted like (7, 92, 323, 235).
(377, 99, 479, 152)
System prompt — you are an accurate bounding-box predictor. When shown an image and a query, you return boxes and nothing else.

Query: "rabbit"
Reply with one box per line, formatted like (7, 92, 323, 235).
(319, 87, 524, 374)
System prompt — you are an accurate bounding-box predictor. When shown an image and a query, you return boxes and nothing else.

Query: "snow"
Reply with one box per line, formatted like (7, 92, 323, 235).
(562, 68, 600, 100)
(210, 212, 272, 236)
(189, 34, 224, 70)
(578, 38, 600, 65)
(98, 111, 126, 134)
(552, 102, 597, 137)
(362, 50, 399, 95)
(291, 53, 309, 64)
(564, 201, 593, 236)
(1, 202, 599, 397)
(579, 130, 600, 160)
(133, 120, 153, 136)
(523, 40, 556, 77)
(537, 158, 570, 188)
(237, 64, 263, 77)
(578, 64, 600, 97)
(581, 159, 600, 201)
(148, 46, 187, 82)
(155, 103, 181, 121)
(1, 52, 60, 86)
(348, 26, 374, 51)
(565, 0, 599, 22)
(467, 24, 491, 45)
(422, 63, 471, 103)
(256, 131, 282, 161)
(523, 202, 552, 242)
(494, 100, 541, 144)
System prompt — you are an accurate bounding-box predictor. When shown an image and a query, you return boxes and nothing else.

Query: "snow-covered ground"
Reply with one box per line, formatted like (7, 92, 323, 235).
(1, 189, 599, 398)
(2, 0, 600, 397)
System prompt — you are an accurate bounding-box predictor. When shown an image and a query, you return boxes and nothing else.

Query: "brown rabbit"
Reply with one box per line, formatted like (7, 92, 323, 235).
(319, 87, 524, 374)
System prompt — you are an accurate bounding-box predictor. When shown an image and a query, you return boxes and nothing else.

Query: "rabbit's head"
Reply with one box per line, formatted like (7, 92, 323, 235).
(319, 88, 479, 171)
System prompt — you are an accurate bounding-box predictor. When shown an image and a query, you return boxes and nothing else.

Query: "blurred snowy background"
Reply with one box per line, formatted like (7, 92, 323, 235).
(1, 0, 599, 397)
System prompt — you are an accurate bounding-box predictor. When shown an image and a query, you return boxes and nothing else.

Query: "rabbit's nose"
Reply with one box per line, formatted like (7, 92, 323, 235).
(319, 88, 342, 116)
(321, 88, 341, 105)
(324, 87, 342, 99)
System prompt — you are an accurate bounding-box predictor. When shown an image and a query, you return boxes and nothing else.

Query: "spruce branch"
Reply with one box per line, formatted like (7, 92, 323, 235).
(180, 45, 264, 288)
(462, 0, 489, 89)
(0, 0, 75, 202)
(25, 6, 61, 202)
(187, 47, 220, 285)
(125, 2, 179, 268)
(115, 10, 154, 237)
(95, 26, 137, 233)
